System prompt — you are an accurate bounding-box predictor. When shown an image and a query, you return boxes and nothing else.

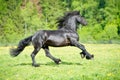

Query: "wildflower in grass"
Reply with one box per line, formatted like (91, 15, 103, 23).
(107, 73, 114, 77)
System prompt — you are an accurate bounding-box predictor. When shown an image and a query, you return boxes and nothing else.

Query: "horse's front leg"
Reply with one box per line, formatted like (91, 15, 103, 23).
(70, 38, 94, 59)
(43, 46, 61, 64)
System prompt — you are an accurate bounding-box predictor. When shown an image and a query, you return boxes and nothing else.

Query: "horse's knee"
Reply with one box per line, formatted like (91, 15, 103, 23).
(80, 44, 85, 49)
(31, 53, 35, 59)
(46, 53, 50, 57)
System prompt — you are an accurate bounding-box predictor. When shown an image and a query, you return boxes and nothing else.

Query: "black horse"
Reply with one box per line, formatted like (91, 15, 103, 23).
(10, 11, 94, 67)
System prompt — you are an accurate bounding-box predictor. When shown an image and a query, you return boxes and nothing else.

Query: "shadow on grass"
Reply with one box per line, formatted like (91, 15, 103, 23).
(61, 61, 82, 65)
(14, 61, 82, 67)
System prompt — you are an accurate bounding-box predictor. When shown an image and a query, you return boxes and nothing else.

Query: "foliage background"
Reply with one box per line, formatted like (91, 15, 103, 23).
(0, 0, 120, 46)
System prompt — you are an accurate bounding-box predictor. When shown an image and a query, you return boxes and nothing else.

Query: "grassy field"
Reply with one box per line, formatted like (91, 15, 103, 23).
(0, 44, 120, 80)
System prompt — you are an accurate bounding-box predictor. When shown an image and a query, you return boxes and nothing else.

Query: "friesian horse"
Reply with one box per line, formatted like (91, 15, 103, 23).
(10, 11, 94, 67)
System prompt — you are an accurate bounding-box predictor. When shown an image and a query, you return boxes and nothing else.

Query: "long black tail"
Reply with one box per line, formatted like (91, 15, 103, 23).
(10, 36, 33, 57)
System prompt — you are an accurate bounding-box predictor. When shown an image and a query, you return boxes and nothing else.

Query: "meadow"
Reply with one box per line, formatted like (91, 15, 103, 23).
(0, 44, 120, 80)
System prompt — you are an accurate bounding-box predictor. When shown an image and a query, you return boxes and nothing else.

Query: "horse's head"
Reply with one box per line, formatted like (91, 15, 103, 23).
(64, 11, 87, 26)
(75, 12, 87, 26)
(57, 11, 87, 30)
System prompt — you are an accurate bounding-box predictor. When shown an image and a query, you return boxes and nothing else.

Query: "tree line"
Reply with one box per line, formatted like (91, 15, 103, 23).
(0, 0, 120, 46)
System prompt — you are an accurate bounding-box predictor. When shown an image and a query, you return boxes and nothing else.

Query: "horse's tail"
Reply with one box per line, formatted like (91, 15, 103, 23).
(10, 35, 33, 57)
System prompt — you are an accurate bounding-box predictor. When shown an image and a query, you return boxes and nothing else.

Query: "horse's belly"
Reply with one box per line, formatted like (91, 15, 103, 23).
(45, 38, 70, 47)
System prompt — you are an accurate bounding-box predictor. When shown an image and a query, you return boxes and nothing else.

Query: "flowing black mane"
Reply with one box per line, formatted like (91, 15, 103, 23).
(56, 11, 80, 29)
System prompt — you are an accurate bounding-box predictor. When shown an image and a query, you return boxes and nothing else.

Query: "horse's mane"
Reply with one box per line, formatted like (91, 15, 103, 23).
(56, 11, 80, 29)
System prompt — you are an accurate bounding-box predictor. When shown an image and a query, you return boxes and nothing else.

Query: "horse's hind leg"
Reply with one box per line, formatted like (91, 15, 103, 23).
(31, 47, 41, 67)
(43, 46, 61, 64)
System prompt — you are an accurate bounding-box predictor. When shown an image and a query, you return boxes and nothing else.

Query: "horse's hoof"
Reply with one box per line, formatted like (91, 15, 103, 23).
(32, 63, 40, 67)
(86, 54, 94, 60)
(80, 52, 85, 59)
(86, 56, 91, 60)
(54, 59, 61, 64)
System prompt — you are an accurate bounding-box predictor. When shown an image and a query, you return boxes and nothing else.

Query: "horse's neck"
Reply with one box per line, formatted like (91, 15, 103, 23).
(64, 17, 77, 31)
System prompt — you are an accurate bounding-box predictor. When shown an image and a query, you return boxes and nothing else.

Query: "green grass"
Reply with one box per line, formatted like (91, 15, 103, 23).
(0, 44, 120, 80)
